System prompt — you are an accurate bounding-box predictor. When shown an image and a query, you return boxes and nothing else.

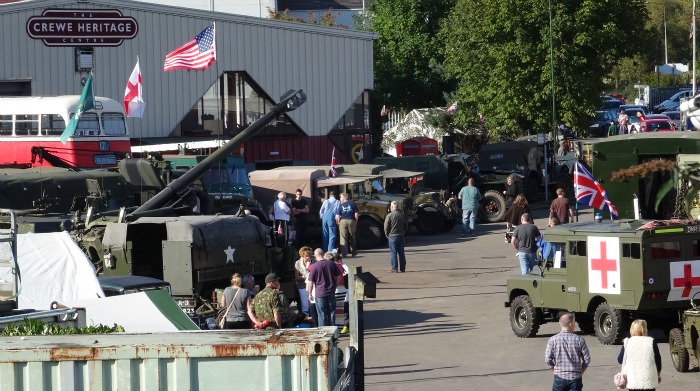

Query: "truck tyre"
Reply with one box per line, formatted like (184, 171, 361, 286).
(510, 295, 541, 338)
(415, 210, 444, 235)
(441, 216, 457, 233)
(479, 190, 506, 223)
(669, 328, 689, 372)
(593, 302, 627, 345)
(357, 219, 383, 249)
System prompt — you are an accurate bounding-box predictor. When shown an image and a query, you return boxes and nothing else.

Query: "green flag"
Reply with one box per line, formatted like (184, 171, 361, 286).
(60, 73, 95, 143)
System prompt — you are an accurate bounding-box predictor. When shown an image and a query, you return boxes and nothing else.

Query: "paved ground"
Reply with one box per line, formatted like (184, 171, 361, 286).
(338, 205, 699, 390)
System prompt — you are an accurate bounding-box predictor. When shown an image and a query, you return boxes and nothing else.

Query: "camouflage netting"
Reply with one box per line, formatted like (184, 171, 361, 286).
(382, 108, 483, 156)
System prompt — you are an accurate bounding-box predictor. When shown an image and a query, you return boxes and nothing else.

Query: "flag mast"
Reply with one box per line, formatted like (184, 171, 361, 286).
(693, 0, 697, 93)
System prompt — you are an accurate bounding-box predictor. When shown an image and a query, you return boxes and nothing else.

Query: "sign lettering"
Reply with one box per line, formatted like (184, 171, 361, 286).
(27, 9, 138, 47)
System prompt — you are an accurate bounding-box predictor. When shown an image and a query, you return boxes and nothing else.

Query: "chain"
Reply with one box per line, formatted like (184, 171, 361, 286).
(673, 179, 689, 219)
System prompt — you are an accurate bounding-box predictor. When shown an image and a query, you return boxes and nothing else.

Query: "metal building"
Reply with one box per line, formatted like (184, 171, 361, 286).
(0, 0, 375, 167)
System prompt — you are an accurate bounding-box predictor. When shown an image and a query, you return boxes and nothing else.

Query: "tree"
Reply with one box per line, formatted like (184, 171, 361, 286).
(361, 0, 457, 110)
(442, 0, 648, 138)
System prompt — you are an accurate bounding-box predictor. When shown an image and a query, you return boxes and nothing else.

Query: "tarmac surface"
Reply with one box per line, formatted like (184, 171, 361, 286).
(338, 204, 699, 390)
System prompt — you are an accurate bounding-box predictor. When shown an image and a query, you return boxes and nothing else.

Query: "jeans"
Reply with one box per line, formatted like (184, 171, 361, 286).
(519, 252, 536, 275)
(388, 235, 406, 271)
(552, 375, 582, 391)
(461, 208, 477, 236)
(297, 288, 310, 315)
(322, 218, 337, 252)
(315, 295, 336, 327)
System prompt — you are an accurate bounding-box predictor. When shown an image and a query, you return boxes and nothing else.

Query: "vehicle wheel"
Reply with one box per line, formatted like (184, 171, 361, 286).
(441, 216, 457, 232)
(415, 210, 444, 235)
(357, 219, 383, 249)
(669, 328, 689, 372)
(593, 302, 627, 345)
(479, 190, 506, 223)
(525, 175, 539, 203)
(577, 318, 595, 335)
(510, 295, 541, 338)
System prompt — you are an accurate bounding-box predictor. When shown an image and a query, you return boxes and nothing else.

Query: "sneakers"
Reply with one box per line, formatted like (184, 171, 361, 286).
(340, 326, 349, 334)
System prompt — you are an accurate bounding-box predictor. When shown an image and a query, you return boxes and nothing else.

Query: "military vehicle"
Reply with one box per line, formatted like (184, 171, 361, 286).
(506, 218, 700, 345)
(158, 154, 267, 222)
(574, 133, 700, 220)
(372, 153, 504, 222)
(249, 167, 409, 249)
(1, 89, 307, 324)
(668, 292, 700, 372)
(337, 164, 458, 235)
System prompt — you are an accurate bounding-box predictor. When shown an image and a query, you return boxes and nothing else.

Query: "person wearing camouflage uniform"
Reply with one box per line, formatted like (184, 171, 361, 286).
(248, 273, 284, 329)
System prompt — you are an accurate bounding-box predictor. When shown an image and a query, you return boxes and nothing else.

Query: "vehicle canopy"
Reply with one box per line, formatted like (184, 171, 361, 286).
(478, 141, 540, 174)
(102, 215, 268, 253)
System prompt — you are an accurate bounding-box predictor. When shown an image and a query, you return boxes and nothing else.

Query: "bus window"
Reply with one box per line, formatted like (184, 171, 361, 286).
(15, 115, 39, 136)
(40, 114, 65, 136)
(622, 243, 641, 259)
(650, 241, 681, 260)
(0, 115, 11, 136)
(74, 113, 100, 136)
(101, 113, 127, 135)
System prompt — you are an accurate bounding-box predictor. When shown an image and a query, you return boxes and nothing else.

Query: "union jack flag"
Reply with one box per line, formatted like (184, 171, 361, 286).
(330, 147, 337, 177)
(574, 161, 618, 220)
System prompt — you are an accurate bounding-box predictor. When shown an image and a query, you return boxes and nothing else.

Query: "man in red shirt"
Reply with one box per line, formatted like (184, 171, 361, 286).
(550, 188, 573, 224)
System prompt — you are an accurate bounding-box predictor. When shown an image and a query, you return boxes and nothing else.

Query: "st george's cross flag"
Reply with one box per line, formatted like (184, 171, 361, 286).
(163, 24, 216, 71)
(124, 57, 145, 118)
(574, 161, 618, 220)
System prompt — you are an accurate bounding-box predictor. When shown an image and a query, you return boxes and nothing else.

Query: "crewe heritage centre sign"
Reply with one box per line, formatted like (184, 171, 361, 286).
(27, 9, 138, 46)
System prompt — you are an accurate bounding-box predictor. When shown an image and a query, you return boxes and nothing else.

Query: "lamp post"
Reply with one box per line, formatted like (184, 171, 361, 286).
(548, 0, 556, 140)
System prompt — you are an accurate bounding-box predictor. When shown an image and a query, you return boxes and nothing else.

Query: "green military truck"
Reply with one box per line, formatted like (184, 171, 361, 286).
(575, 132, 700, 220)
(669, 299, 700, 373)
(506, 219, 700, 345)
(249, 167, 409, 249)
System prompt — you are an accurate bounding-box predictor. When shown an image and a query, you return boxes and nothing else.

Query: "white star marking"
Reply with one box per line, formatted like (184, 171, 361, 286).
(224, 246, 236, 264)
(355, 147, 364, 161)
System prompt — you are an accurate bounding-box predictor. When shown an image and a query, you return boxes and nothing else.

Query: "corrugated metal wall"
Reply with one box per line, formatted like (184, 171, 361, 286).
(0, 0, 374, 140)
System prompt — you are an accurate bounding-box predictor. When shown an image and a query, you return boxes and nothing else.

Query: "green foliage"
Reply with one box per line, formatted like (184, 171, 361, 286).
(365, 0, 457, 110)
(1, 318, 124, 336)
(267, 7, 347, 28)
(442, 0, 648, 137)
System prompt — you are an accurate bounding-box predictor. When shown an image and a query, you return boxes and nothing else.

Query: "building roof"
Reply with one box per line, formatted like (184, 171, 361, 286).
(277, 0, 372, 10)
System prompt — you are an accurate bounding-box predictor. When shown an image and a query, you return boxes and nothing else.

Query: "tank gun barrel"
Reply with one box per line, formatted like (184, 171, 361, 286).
(130, 89, 306, 217)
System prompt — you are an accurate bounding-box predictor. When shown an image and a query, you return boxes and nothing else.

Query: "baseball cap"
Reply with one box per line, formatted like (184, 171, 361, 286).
(265, 273, 280, 283)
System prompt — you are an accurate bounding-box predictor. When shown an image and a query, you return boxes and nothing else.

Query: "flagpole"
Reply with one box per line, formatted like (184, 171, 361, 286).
(694, 0, 697, 93)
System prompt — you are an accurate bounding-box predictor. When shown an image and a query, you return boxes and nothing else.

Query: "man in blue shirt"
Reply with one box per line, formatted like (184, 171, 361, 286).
(546, 313, 591, 391)
(457, 178, 482, 237)
(336, 193, 359, 257)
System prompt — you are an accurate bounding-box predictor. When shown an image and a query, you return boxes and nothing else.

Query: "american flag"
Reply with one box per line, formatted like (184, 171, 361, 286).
(164, 24, 216, 71)
(447, 101, 458, 113)
(574, 161, 618, 220)
(330, 147, 337, 177)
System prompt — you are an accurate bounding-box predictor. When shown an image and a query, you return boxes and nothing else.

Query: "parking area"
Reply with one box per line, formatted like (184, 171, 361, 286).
(339, 205, 699, 390)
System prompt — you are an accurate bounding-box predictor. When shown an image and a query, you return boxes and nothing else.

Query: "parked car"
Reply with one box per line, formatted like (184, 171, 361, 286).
(662, 110, 682, 129)
(641, 118, 675, 132)
(653, 89, 693, 113)
(98, 276, 172, 297)
(599, 99, 624, 111)
(619, 104, 650, 114)
(589, 110, 617, 137)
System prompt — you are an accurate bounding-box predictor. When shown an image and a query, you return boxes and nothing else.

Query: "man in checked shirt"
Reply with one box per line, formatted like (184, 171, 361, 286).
(545, 313, 591, 391)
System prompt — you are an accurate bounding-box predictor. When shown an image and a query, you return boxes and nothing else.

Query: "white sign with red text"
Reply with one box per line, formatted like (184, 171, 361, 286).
(588, 236, 621, 295)
(668, 260, 700, 301)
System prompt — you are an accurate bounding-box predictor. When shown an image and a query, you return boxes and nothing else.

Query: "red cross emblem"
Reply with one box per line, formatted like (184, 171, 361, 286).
(591, 241, 617, 289)
(673, 264, 700, 298)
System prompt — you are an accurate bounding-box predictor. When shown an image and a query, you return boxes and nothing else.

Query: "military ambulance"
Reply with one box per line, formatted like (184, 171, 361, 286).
(506, 218, 700, 344)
